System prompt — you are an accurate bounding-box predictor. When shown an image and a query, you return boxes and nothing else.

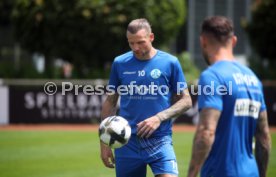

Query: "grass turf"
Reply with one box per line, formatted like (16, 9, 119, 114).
(0, 131, 275, 177)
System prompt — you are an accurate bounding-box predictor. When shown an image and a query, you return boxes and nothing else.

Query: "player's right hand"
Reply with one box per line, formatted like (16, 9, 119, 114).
(100, 142, 115, 168)
(137, 115, 161, 138)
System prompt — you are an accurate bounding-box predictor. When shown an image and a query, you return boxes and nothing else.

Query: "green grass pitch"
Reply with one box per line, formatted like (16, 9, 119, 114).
(0, 130, 275, 177)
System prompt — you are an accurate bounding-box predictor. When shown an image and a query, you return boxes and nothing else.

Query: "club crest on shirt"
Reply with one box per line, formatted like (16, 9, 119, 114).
(150, 69, 161, 79)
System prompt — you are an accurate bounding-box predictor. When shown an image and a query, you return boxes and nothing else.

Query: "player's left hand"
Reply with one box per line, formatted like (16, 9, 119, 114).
(137, 116, 161, 138)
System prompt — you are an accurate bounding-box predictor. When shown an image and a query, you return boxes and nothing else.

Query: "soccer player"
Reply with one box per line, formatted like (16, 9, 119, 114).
(100, 18, 192, 177)
(187, 16, 271, 177)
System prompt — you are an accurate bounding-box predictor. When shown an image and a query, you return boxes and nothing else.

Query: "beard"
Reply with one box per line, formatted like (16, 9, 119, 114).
(135, 49, 150, 59)
(141, 50, 150, 57)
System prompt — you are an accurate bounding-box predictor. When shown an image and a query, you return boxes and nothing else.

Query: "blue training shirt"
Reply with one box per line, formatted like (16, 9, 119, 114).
(198, 60, 266, 177)
(108, 50, 187, 136)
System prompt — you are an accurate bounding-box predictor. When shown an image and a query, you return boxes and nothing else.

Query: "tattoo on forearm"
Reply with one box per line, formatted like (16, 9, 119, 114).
(107, 94, 119, 106)
(255, 111, 271, 177)
(187, 109, 220, 177)
(101, 94, 119, 120)
(156, 89, 192, 122)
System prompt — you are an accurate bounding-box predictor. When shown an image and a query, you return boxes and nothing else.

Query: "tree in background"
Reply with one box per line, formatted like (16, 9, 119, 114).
(245, 0, 276, 79)
(177, 52, 200, 83)
(11, 0, 186, 78)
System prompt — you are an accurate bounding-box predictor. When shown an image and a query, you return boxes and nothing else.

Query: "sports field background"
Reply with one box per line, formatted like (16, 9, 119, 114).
(0, 125, 275, 177)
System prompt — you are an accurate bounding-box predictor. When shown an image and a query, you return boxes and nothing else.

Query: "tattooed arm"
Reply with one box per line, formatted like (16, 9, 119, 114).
(156, 88, 192, 121)
(255, 111, 271, 177)
(100, 94, 119, 168)
(187, 108, 220, 177)
(137, 88, 192, 138)
(101, 94, 119, 121)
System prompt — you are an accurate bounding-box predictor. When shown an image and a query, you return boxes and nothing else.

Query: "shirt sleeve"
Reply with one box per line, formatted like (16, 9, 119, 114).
(198, 71, 223, 111)
(170, 58, 187, 93)
(108, 60, 120, 91)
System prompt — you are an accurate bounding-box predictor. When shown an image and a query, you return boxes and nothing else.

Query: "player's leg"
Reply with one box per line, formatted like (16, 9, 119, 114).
(115, 157, 147, 177)
(114, 135, 147, 177)
(156, 174, 177, 177)
(142, 135, 178, 177)
(150, 147, 178, 177)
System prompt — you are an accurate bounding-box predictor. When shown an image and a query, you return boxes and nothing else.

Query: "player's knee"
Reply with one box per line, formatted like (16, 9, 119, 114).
(155, 174, 177, 177)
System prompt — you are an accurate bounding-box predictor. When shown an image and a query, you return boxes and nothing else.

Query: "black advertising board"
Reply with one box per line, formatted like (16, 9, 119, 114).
(263, 86, 276, 125)
(8, 85, 276, 125)
(9, 86, 105, 123)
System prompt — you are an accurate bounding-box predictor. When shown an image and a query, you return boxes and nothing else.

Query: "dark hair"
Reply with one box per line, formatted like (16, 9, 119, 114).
(127, 18, 152, 34)
(201, 16, 234, 44)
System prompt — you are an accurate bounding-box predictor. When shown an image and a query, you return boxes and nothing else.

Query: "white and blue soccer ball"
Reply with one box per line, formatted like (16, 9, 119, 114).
(99, 116, 131, 149)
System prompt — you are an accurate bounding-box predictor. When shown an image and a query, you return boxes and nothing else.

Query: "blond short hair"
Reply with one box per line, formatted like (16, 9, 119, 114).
(127, 18, 152, 34)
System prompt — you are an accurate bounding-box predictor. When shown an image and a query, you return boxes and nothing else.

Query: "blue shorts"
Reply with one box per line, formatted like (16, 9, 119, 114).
(114, 134, 178, 177)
